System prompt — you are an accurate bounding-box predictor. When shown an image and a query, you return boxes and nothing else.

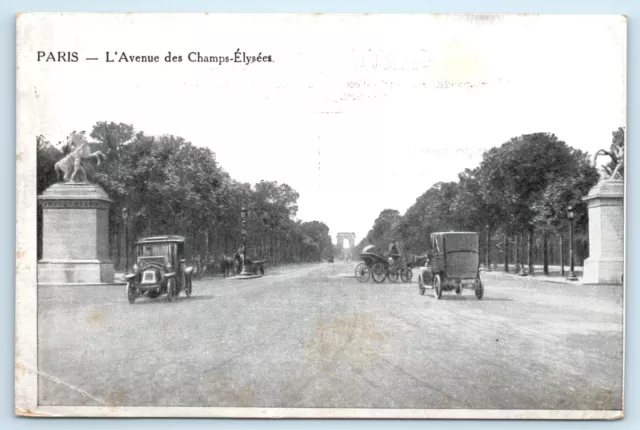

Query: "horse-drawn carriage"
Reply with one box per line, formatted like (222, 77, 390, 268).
(416, 232, 484, 300)
(221, 253, 265, 277)
(355, 245, 413, 283)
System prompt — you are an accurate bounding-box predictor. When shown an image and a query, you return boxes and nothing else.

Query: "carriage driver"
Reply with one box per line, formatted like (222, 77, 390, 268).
(388, 240, 400, 259)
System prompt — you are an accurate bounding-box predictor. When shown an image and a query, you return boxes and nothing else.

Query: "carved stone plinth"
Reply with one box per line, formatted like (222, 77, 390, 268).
(582, 180, 624, 284)
(37, 182, 115, 284)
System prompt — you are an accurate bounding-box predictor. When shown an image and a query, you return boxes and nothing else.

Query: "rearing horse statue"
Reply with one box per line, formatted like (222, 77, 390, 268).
(54, 131, 108, 183)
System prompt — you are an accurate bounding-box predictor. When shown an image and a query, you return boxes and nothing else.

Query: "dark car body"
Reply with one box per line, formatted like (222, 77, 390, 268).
(417, 232, 484, 300)
(124, 235, 194, 304)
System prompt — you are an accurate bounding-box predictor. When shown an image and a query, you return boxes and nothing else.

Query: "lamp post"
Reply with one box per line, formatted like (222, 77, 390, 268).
(566, 205, 579, 281)
(122, 207, 129, 274)
(239, 206, 250, 276)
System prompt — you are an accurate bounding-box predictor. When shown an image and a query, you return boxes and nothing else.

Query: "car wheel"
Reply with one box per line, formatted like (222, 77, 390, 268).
(166, 278, 176, 302)
(475, 277, 484, 300)
(126, 282, 136, 304)
(433, 275, 442, 300)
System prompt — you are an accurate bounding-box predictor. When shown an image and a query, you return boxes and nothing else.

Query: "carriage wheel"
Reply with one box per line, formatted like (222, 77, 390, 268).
(433, 275, 442, 300)
(387, 267, 400, 283)
(371, 262, 387, 283)
(355, 263, 370, 283)
(475, 277, 484, 300)
(401, 268, 413, 283)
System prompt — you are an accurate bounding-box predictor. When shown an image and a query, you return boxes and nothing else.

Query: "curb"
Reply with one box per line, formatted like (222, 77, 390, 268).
(489, 271, 584, 286)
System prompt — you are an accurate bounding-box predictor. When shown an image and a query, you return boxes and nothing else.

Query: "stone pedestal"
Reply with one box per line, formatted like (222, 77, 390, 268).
(582, 179, 624, 284)
(37, 182, 115, 284)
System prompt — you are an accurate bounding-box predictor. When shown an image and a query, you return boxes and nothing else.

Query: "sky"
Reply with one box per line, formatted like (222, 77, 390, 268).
(20, 14, 626, 245)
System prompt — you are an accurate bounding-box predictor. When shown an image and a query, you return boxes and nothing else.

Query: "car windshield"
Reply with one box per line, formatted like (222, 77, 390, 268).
(136, 243, 175, 264)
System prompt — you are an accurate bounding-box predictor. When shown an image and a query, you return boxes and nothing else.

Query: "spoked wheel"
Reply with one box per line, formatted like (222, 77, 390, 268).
(475, 276, 484, 300)
(401, 268, 413, 283)
(387, 267, 400, 283)
(418, 275, 426, 295)
(126, 282, 136, 304)
(355, 263, 370, 283)
(185, 277, 192, 297)
(371, 262, 387, 283)
(166, 278, 176, 302)
(433, 275, 442, 300)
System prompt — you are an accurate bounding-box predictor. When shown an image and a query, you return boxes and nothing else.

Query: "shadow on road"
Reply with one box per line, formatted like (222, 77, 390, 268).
(436, 295, 512, 302)
(132, 295, 215, 305)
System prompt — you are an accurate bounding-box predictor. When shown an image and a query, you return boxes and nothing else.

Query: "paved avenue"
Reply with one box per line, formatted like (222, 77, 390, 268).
(37, 262, 623, 410)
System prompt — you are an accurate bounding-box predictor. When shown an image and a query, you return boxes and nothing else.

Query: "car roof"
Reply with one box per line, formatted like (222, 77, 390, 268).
(135, 235, 186, 245)
(431, 231, 478, 237)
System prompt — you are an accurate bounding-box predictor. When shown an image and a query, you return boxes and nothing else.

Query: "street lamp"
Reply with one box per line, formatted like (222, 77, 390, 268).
(239, 206, 250, 276)
(566, 205, 578, 281)
(122, 207, 129, 274)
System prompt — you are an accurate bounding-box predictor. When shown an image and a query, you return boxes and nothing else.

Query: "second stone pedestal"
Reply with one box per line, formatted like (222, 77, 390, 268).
(582, 180, 624, 284)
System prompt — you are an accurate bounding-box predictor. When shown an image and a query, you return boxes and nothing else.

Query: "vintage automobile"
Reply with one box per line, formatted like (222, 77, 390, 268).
(124, 235, 195, 304)
(416, 232, 484, 300)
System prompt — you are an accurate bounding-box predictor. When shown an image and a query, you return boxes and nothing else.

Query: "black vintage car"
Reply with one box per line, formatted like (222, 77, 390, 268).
(416, 232, 484, 300)
(124, 235, 194, 304)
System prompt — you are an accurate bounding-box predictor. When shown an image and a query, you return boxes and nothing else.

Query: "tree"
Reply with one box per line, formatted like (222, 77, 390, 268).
(90, 122, 135, 159)
(478, 133, 586, 274)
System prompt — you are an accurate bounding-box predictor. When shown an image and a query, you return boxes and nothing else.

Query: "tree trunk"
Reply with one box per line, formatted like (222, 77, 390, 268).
(503, 232, 509, 272)
(528, 227, 534, 276)
(515, 234, 520, 273)
(543, 230, 549, 275)
(485, 225, 491, 271)
(560, 233, 565, 276)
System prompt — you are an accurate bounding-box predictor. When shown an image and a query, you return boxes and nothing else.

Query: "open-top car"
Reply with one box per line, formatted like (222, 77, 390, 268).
(416, 232, 484, 300)
(124, 235, 195, 304)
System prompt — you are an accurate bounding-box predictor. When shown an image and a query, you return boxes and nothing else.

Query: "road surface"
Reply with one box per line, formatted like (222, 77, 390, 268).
(37, 262, 623, 410)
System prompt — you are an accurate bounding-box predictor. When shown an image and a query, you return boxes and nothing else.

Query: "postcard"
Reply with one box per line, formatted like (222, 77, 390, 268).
(16, 13, 626, 419)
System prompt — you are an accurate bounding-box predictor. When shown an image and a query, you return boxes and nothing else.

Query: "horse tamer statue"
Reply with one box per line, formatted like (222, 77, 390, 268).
(594, 128, 624, 181)
(55, 131, 108, 183)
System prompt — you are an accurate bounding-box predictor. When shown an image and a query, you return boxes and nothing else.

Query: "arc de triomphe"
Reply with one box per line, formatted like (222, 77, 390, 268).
(336, 232, 356, 261)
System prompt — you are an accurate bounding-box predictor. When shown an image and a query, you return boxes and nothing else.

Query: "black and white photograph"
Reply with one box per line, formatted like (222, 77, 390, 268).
(15, 13, 626, 419)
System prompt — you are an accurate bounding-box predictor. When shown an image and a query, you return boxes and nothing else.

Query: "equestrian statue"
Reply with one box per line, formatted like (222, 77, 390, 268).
(54, 130, 108, 183)
(594, 127, 624, 181)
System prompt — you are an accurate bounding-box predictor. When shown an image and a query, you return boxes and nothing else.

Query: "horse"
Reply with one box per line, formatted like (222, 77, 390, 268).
(594, 147, 624, 180)
(54, 131, 108, 183)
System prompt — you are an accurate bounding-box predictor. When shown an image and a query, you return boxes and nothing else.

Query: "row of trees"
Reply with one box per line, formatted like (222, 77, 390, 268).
(356, 129, 624, 275)
(37, 122, 333, 271)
